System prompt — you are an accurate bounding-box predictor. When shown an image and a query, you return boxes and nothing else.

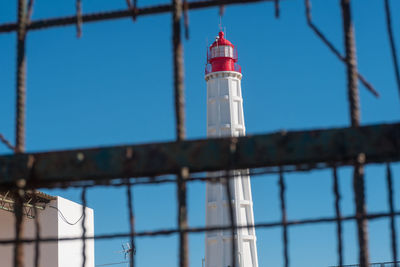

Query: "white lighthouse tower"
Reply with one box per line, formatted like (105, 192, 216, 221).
(205, 31, 258, 267)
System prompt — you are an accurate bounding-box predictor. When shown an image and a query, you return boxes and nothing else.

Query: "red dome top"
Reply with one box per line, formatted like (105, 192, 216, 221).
(210, 31, 234, 48)
(205, 31, 241, 75)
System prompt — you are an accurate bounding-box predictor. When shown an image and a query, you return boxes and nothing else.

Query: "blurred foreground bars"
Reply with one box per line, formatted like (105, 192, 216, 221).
(0, 122, 399, 187)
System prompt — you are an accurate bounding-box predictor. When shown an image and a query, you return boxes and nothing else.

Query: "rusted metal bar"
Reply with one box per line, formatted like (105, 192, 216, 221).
(333, 167, 344, 267)
(14, 191, 24, 267)
(384, 0, 400, 101)
(386, 163, 398, 263)
(226, 139, 238, 267)
(81, 186, 87, 267)
(126, 180, 135, 267)
(173, 0, 185, 142)
(0, 210, 399, 245)
(340, 1, 369, 266)
(224, 171, 236, 267)
(76, 0, 82, 38)
(173, 0, 188, 265)
(16, 0, 27, 154)
(279, 168, 289, 267)
(304, 0, 379, 98)
(14, 0, 28, 264)
(0, 123, 400, 186)
(0, 0, 277, 34)
(33, 193, 40, 267)
(177, 168, 189, 267)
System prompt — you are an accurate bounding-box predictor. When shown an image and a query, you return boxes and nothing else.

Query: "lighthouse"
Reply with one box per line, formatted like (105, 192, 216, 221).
(205, 31, 259, 267)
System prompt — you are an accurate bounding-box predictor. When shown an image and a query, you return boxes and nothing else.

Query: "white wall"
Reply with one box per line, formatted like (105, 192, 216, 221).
(0, 196, 94, 267)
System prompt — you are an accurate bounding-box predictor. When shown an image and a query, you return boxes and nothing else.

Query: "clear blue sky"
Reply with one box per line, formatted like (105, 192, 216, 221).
(1, 0, 400, 266)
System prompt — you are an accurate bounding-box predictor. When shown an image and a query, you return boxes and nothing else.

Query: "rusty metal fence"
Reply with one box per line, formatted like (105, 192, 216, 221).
(0, 0, 400, 267)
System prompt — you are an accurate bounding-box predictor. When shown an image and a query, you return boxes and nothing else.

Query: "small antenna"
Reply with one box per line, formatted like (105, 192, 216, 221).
(219, 15, 223, 32)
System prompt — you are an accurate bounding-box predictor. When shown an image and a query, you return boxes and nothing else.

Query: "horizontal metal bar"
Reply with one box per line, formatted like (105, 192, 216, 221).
(0, 210, 398, 244)
(0, 0, 276, 34)
(0, 123, 399, 186)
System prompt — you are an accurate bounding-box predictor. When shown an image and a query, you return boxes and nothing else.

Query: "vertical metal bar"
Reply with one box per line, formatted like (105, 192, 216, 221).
(16, 0, 27, 153)
(14, 188, 25, 267)
(173, 0, 188, 266)
(384, 0, 400, 101)
(177, 167, 188, 267)
(76, 0, 82, 38)
(279, 168, 289, 267)
(81, 186, 87, 267)
(173, 0, 185, 142)
(126, 180, 135, 267)
(224, 171, 236, 267)
(340, 1, 369, 266)
(33, 192, 40, 267)
(333, 167, 344, 267)
(386, 163, 398, 264)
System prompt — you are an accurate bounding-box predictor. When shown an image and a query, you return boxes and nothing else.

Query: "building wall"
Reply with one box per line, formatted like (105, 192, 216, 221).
(57, 196, 94, 267)
(0, 196, 94, 267)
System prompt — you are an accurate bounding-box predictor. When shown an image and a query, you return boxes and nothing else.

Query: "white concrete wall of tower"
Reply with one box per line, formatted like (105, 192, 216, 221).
(0, 196, 94, 267)
(205, 70, 259, 267)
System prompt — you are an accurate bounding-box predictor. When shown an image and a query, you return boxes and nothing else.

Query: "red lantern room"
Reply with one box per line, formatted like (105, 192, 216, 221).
(205, 31, 241, 75)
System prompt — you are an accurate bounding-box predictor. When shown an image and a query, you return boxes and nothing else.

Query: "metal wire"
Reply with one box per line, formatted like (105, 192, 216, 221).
(81, 186, 87, 267)
(384, 0, 400, 102)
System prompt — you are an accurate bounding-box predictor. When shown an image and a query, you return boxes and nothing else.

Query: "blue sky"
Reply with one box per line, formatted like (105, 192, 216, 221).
(1, 0, 400, 266)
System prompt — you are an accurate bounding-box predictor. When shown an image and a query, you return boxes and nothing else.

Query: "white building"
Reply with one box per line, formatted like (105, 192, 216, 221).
(205, 31, 259, 267)
(0, 191, 94, 267)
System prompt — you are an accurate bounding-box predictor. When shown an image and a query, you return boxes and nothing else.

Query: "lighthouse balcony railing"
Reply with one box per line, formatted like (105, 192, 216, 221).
(204, 63, 242, 75)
